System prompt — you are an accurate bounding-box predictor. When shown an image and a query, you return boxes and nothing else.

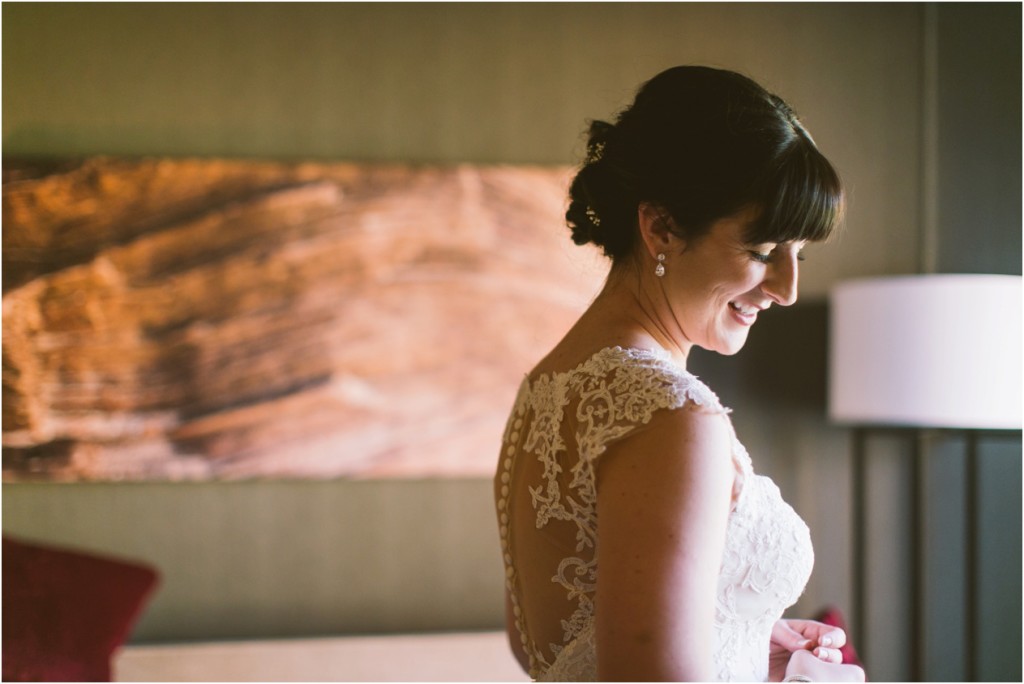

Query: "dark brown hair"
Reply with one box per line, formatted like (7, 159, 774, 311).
(566, 66, 844, 259)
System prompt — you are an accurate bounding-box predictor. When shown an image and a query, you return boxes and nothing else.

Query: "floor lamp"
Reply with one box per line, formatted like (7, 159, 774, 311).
(828, 274, 1022, 681)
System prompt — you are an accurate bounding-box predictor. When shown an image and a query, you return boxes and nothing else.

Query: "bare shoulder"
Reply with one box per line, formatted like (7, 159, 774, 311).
(596, 402, 734, 502)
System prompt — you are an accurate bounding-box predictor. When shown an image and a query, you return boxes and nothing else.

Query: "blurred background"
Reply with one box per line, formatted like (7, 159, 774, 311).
(3, 3, 1020, 681)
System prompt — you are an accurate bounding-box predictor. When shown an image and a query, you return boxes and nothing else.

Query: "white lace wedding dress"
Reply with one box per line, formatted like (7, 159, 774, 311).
(495, 346, 814, 681)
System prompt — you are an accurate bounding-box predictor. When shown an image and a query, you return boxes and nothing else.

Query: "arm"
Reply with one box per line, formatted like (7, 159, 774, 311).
(594, 406, 734, 681)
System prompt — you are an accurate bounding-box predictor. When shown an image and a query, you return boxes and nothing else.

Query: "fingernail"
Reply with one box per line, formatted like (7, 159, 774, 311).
(816, 648, 828, 660)
(799, 639, 812, 648)
(821, 636, 833, 647)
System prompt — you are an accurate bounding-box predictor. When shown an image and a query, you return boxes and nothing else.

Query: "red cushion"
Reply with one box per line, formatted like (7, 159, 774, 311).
(2, 536, 159, 682)
(814, 604, 865, 669)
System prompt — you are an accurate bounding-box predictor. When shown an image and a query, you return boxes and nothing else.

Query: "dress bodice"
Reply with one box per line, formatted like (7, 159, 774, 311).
(494, 346, 814, 681)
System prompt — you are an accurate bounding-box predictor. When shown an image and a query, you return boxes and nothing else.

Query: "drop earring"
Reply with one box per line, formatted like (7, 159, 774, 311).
(654, 253, 666, 277)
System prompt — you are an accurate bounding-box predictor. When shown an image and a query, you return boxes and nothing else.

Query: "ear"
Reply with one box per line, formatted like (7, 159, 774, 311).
(637, 202, 681, 259)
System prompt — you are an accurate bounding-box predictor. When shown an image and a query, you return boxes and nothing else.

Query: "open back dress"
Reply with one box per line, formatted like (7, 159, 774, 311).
(494, 346, 815, 681)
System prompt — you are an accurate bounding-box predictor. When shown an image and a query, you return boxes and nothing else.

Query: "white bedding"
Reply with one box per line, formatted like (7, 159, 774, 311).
(114, 630, 527, 682)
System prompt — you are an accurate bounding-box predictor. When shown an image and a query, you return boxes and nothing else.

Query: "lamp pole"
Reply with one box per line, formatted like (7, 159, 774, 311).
(965, 430, 978, 682)
(910, 431, 923, 682)
(851, 427, 866, 658)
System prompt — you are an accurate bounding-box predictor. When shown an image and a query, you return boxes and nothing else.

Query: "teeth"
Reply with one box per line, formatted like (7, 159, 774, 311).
(731, 302, 757, 315)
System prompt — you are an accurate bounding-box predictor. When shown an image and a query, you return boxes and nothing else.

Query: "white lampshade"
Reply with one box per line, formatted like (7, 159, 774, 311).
(829, 274, 1022, 430)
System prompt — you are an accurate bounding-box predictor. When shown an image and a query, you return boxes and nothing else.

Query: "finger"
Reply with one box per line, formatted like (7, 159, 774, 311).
(784, 619, 829, 640)
(780, 618, 815, 633)
(772, 621, 813, 650)
(786, 620, 847, 649)
(813, 646, 844, 664)
(818, 627, 847, 649)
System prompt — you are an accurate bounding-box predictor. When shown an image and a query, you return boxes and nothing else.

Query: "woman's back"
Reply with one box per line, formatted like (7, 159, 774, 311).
(495, 346, 815, 681)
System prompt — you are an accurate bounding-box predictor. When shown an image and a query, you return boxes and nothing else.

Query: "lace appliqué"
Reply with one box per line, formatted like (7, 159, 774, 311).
(497, 346, 814, 681)
(713, 437, 815, 681)
(510, 347, 726, 674)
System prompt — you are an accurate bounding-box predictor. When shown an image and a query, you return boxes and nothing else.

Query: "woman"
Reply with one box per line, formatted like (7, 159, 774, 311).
(494, 66, 866, 682)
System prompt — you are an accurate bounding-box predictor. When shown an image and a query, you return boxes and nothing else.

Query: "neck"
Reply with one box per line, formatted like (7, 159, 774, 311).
(594, 261, 692, 366)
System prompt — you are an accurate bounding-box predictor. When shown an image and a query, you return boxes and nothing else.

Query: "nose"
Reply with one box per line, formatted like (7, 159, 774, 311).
(763, 255, 799, 306)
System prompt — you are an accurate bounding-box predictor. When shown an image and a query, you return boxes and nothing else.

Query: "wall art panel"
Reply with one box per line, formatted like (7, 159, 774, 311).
(2, 158, 605, 480)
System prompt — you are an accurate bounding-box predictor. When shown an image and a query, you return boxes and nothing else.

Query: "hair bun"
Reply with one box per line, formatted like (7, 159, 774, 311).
(585, 120, 614, 164)
(567, 202, 599, 248)
(565, 120, 638, 259)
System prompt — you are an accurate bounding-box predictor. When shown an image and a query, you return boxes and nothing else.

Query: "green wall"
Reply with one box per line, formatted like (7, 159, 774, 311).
(3, 479, 503, 641)
(934, 3, 1021, 276)
(3, 2, 925, 299)
(3, 2, 917, 165)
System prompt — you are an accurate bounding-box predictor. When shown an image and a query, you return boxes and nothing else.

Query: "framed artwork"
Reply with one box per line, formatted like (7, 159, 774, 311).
(2, 158, 606, 480)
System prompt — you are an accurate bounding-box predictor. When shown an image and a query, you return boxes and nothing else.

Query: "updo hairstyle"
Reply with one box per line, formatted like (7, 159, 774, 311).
(566, 66, 843, 260)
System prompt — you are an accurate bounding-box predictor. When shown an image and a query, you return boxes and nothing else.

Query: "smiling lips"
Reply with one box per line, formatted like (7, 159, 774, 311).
(728, 301, 765, 325)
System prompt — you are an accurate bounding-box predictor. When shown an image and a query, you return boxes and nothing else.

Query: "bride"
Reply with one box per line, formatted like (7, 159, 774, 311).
(494, 66, 865, 682)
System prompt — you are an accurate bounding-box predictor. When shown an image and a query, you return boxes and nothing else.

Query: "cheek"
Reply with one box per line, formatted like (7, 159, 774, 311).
(728, 262, 764, 295)
(710, 267, 761, 303)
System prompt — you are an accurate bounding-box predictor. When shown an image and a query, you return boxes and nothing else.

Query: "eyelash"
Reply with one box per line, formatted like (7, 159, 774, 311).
(749, 250, 806, 263)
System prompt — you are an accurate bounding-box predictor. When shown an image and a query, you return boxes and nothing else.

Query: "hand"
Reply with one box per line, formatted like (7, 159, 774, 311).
(768, 619, 849, 681)
(784, 648, 865, 682)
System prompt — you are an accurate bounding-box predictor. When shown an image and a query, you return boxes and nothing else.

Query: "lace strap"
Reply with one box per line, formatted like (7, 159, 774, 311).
(671, 372, 729, 415)
(607, 346, 730, 415)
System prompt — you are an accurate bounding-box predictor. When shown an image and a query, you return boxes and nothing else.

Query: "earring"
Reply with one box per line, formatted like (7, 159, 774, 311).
(654, 253, 666, 277)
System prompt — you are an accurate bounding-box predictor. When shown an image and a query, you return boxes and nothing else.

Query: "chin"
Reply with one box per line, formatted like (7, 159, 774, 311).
(710, 334, 749, 356)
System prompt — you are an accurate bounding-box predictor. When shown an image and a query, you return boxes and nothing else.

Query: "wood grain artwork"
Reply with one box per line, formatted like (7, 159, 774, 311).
(2, 158, 606, 480)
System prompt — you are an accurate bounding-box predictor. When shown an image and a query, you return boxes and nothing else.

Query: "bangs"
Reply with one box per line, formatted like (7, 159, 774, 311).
(744, 136, 844, 245)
